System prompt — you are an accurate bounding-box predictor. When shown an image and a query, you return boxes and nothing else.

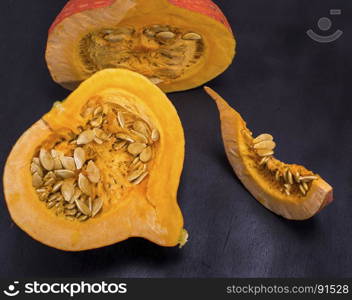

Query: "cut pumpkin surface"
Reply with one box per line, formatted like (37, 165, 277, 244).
(46, 0, 235, 92)
(3, 69, 186, 251)
(205, 87, 333, 220)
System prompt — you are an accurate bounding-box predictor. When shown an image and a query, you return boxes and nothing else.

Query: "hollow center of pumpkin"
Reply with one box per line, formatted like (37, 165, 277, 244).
(31, 97, 160, 222)
(79, 25, 204, 84)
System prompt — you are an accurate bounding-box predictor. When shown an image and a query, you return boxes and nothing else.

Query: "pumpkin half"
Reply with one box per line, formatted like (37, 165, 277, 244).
(205, 87, 333, 220)
(46, 0, 235, 92)
(3, 69, 187, 251)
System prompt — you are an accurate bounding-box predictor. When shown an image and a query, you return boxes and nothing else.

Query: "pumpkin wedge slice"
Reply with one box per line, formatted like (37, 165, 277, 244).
(3, 69, 186, 251)
(205, 87, 333, 220)
(46, 0, 235, 92)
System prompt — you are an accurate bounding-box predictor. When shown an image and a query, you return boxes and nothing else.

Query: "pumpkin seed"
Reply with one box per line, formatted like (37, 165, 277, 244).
(104, 33, 124, 42)
(78, 173, 92, 195)
(55, 169, 75, 179)
(275, 170, 280, 181)
(299, 184, 306, 195)
(92, 198, 103, 217)
(151, 25, 170, 32)
(78, 215, 89, 222)
(74, 147, 86, 170)
(31, 162, 43, 177)
(284, 189, 290, 196)
(75, 198, 91, 216)
(131, 156, 140, 165)
(61, 180, 75, 202)
(77, 130, 95, 145)
(90, 115, 103, 127)
(65, 203, 76, 210)
(254, 140, 276, 151)
(156, 31, 176, 39)
(182, 32, 202, 40)
(94, 137, 103, 144)
(43, 171, 55, 181)
(132, 171, 149, 185)
(300, 176, 318, 182)
(140, 146, 152, 162)
(53, 157, 63, 170)
(284, 184, 291, 191)
(127, 168, 145, 182)
(116, 133, 134, 143)
(32, 157, 40, 166)
(86, 161, 100, 183)
(302, 182, 309, 191)
(259, 156, 269, 166)
(44, 177, 56, 186)
(128, 142, 147, 156)
(52, 181, 64, 193)
(130, 130, 149, 144)
(93, 128, 108, 140)
(253, 134, 273, 144)
(60, 156, 76, 171)
(39, 191, 49, 201)
(256, 149, 274, 157)
(47, 201, 56, 209)
(144, 29, 156, 37)
(294, 172, 301, 183)
(151, 128, 160, 142)
(88, 197, 93, 212)
(287, 170, 293, 185)
(133, 120, 149, 136)
(93, 106, 103, 116)
(65, 209, 77, 216)
(48, 193, 60, 202)
(39, 148, 54, 171)
(117, 111, 125, 128)
(113, 141, 127, 150)
(72, 188, 82, 202)
(149, 77, 163, 84)
(51, 149, 63, 159)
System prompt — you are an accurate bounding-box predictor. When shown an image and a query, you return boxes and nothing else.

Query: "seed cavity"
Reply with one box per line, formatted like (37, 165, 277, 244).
(79, 25, 204, 84)
(31, 101, 160, 222)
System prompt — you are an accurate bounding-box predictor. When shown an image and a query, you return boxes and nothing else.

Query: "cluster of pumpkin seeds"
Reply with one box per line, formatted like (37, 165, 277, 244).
(79, 25, 204, 84)
(31, 100, 160, 221)
(31, 148, 102, 222)
(252, 133, 318, 196)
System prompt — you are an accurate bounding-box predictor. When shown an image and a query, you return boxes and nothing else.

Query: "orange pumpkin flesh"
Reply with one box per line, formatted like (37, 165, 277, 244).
(205, 87, 333, 220)
(46, 0, 235, 92)
(3, 69, 186, 251)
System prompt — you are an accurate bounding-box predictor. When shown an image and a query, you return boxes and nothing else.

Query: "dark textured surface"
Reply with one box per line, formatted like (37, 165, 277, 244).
(0, 0, 351, 278)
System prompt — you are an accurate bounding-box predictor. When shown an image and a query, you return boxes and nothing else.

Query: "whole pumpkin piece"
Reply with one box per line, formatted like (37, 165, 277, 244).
(3, 69, 187, 251)
(204, 87, 333, 220)
(46, 0, 236, 92)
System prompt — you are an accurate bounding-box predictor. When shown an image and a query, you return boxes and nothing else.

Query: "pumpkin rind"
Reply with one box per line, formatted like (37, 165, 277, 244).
(205, 87, 333, 220)
(46, 0, 235, 92)
(3, 69, 186, 251)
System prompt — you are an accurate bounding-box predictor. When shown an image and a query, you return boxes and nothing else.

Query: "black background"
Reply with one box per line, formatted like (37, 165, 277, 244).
(0, 0, 351, 278)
